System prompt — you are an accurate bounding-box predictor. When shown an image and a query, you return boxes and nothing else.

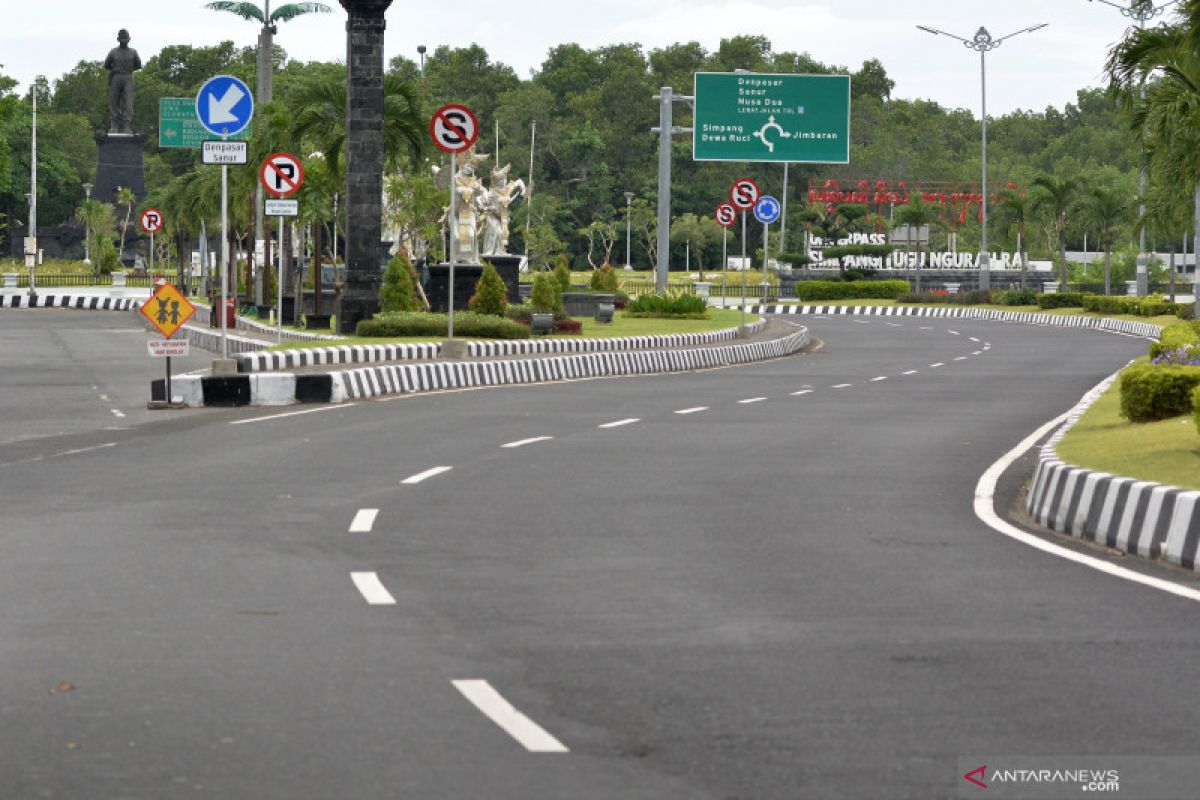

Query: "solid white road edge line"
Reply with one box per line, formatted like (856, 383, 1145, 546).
(974, 408, 1200, 604)
(502, 436, 554, 449)
(402, 466, 454, 485)
(349, 509, 379, 534)
(231, 404, 356, 425)
(599, 418, 640, 429)
(452, 680, 570, 753)
(351, 572, 397, 605)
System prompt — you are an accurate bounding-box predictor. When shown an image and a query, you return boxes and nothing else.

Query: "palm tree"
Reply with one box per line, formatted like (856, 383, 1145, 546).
(995, 188, 1033, 290)
(1140, 176, 1191, 302)
(1080, 187, 1128, 296)
(894, 197, 939, 292)
(204, 2, 333, 102)
(1032, 175, 1078, 292)
(75, 199, 109, 276)
(116, 187, 136, 266)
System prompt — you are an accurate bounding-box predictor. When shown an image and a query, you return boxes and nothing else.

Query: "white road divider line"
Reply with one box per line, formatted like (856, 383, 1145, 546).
(401, 466, 454, 485)
(832, 383, 853, 389)
(599, 418, 640, 429)
(452, 680, 569, 753)
(970, 337, 980, 342)
(738, 397, 768, 404)
(920, 326, 934, 331)
(853, 320, 871, 325)
(502, 436, 554, 449)
(349, 509, 379, 534)
(791, 389, 813, 396)
(351, 572, 396, 605)
(954, 356, 969, 362)
(948, 330, 961, 336)
(231, 404, 355, 425)
(930, 362, 945, 368)
(902, 370, 919, 376)
(675, 407, 709, 415)
(870, 376, 888, 383)
(973, 350, 984, 356)
(111, 409, 125, 418)
(885, 322, 902, 327)
(975, 407, 1200, 604)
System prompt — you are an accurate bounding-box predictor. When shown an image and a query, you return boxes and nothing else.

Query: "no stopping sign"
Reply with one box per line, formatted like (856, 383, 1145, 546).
(430, 104, 479, 154)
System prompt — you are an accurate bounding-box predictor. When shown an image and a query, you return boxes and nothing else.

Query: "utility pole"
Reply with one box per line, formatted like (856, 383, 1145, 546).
(651, 87, 694, 294)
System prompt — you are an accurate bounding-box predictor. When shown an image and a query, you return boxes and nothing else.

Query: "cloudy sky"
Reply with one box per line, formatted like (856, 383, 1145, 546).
(1, 0, 1170, 115)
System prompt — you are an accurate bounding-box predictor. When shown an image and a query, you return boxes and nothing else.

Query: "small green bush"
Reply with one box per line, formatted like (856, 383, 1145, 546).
(1150, 324, 1200, 360)
(792, 279, 910, 301)
(468, 262, 508, 317)
(1082, 295, 1192, 318)
(380, 251, 419, 312)
(777, 252, 812, 268)
(1119, 363, 1200, 422)
(553, 260, 572, 294)
(589, 264, 620, 292)
(1037, 292, 1089, 309)
(530, 272, 564, 315)
(357, 311, 529, 339)
(624, 292, 709, 317)
(999, 288, 1038, 306)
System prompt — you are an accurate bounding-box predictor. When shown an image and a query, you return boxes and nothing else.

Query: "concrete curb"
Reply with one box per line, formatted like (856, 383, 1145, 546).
(167, 326, 810, 407)
(233, 320, 768, 372)
(0, 293, 142, 311)
(1025, 373, 1200, 571)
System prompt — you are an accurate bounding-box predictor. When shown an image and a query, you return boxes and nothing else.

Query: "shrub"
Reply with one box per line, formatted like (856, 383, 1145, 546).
(999, 288, 1038, 306)
(1195, 386, 1200, 435)
(1037, 292, 1089, 309)
(356, 311, 529, 339)
(1082, 295, 1191, 318)
(1150, 324, 1200, 360)
(589, 264, 619, 293)
(530, 272, 564, 315)
(380, 251, 419, 312)
(468, 262, 508, 317)
(625, 292, 709, 317)
(613, 289, 630, 309)
(777, 252, 812, 268)
(792, 279, 910, 301)
(553, 319, 583, 334)
(1119, 363, 1200, 422)
(553, 259, 572, 294)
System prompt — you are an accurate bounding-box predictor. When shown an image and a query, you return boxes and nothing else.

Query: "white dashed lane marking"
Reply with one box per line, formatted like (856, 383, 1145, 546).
(930, 363, 945, 368)
(832, 383, 853, 389)
(401, 466, 454, 485)
(947, 330, 961, 336)
(502, 436, 554, 449)
(351, 572, 396, 605)
(452, 680, 569, 754)
(599, 418, 640, 429)
(955, 356, 969, 361)
(970, 337, 980, 342)
(972, 350, 983, 356)
(791, 389, 813, 396)
(902, 370, 919, 376)
(349, 509, 379, 534)
(870, 376, 888, 382)
(738, 397, 768, 405)
(111, 409, 125, 419)
(675, 407, 709, 415)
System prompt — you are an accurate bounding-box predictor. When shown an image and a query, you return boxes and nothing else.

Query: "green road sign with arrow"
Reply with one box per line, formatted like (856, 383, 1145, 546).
(158, 98, 251, 149)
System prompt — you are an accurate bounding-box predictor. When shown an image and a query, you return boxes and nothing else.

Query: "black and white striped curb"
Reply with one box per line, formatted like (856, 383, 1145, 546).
(1026, 373, 1200, 572)
(234, 319, 768, 373)
(0, 293, 142, 311)
(167, 327, 809, 406)
(189, 305, 344, 343)
(333, 327, 806, 401)
(743, 304, 1164, 339)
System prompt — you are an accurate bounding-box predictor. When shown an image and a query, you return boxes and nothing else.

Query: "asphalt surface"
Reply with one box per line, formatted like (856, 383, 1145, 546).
(2, 310, 1197, 799)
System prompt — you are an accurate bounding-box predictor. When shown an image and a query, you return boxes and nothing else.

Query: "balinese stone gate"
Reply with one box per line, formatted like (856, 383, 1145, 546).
(336, 0, 393, 334)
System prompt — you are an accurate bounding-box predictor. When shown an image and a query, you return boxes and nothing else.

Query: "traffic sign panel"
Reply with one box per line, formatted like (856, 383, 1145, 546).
(140, 282, 196, 339)
(693, 72, 851, 164)
(430, 104, 479, 154)
(754, 195, 781, 225)
(265, 198, 299, 217)
(140, 208, 164, 234)
(148, 339, 190, 358)
(730, 178, 761, 210)
(260, 153, 304, 197)
(715, 203, 737, 228)
(159, 98, 250, 149)
(202, 140, 248, 165)
(195, 75, 254, 138)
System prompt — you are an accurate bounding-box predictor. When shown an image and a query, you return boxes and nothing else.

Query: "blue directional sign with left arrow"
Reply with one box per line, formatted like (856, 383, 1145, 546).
(754, 195, 781, 225)
(195, 75, 254, 137)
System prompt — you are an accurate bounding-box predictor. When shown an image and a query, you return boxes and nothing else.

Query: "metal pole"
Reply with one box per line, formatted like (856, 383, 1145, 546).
(762, 220, 769, 295)
(625, 193, 632, 269)
(277, 214, 284, 344)
(1194, 183, 1200, 319)
(656, 87, 672, 294)
(524, 121, 536, 260)
(979, 47, 990, 291)
(166, 356, 173, 407)
(722, 227, 728, 300)
(740, 211, 747, 328)
(149, 231, 154, 275)
(448, 149, 457, 340)
(221, 155, 229, 359)
(780, 162, 789, 252)
(29, 83, 37, 302)
(83, 183, 92, 268)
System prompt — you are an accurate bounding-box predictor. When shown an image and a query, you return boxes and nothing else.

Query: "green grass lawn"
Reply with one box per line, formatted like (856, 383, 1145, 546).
(267, 309, 755, 351)
(1056, 371, 1200, 491)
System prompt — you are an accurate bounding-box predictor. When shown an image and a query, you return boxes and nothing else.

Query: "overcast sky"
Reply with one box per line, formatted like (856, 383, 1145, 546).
(1, 1, 1170, 115)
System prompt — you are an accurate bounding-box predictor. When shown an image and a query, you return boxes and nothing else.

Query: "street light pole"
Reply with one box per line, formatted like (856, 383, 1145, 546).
(82, 182, 93, 269)
(1087, 1, 1177, 294)
(917, 23, 1047, 292)
(28, 80, 41, 303)
(624, 191, 634, 270)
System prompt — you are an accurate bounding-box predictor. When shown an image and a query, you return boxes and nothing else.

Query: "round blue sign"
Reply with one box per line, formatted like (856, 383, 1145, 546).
(754, 195, 781, 225)
(195, 75, 255, 137)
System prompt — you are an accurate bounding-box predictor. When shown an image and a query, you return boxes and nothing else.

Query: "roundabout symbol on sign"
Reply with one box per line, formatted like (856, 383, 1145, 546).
(730, 178, 761, 211)
(430, 104, 480, 154)
(754, 195, 781, 225)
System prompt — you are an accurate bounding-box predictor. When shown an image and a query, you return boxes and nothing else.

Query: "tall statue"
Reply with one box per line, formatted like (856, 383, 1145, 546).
(481, 164, 526, 256)
(104, 29, 142, 135)
(440, 146, 489, 263)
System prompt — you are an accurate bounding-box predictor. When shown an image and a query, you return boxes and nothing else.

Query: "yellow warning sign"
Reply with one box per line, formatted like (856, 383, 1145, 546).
(140, 282, 196, 339)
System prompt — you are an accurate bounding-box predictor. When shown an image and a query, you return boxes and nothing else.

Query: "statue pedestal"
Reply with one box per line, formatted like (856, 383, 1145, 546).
(94, 133, 145, 204)
(427, 260, 521, 313)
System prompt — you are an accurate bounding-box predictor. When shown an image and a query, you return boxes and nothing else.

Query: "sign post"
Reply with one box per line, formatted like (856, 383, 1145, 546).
(715, 202, 737, 301)
(140, 208, 164, 275)
(730, 179, 761, 330)
(196, 75, 254, 362)
(754, 195, 781, 299)
(430, 104, 480, 346)
(140, 281, 196, 407)
(260, 153, 304, 343)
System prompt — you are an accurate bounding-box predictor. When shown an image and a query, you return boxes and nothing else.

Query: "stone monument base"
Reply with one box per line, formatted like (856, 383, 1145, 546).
(94, 133, 145, 204)
(427, 260, 521, 313)
(334, 293, 380, 335)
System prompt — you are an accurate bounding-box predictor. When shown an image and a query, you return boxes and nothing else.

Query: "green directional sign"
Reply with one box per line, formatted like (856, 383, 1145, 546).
(159, 98, 251, 149)
(693, 72, 850, 164)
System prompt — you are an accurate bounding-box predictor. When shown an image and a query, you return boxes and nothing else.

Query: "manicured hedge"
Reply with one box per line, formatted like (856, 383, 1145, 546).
(1195, 386, 1200, 435)
(1082, 295, 1194, 319)
(1119, 364, 1200, 422)
(357, 311, 530, 339)
(792, 279, 910, 301)
(1150, 324, 1200, 360)
(1037, 292, 1090, 309)
(625, 293, 709, 316)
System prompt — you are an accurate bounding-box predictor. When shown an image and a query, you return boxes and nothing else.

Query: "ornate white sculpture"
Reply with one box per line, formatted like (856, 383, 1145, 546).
(480, 164, 526, 256)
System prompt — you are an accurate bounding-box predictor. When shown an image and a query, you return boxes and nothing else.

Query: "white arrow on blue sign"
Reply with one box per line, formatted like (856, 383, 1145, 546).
(754, 195, 781, 225)
(195, 75, 254, 137)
